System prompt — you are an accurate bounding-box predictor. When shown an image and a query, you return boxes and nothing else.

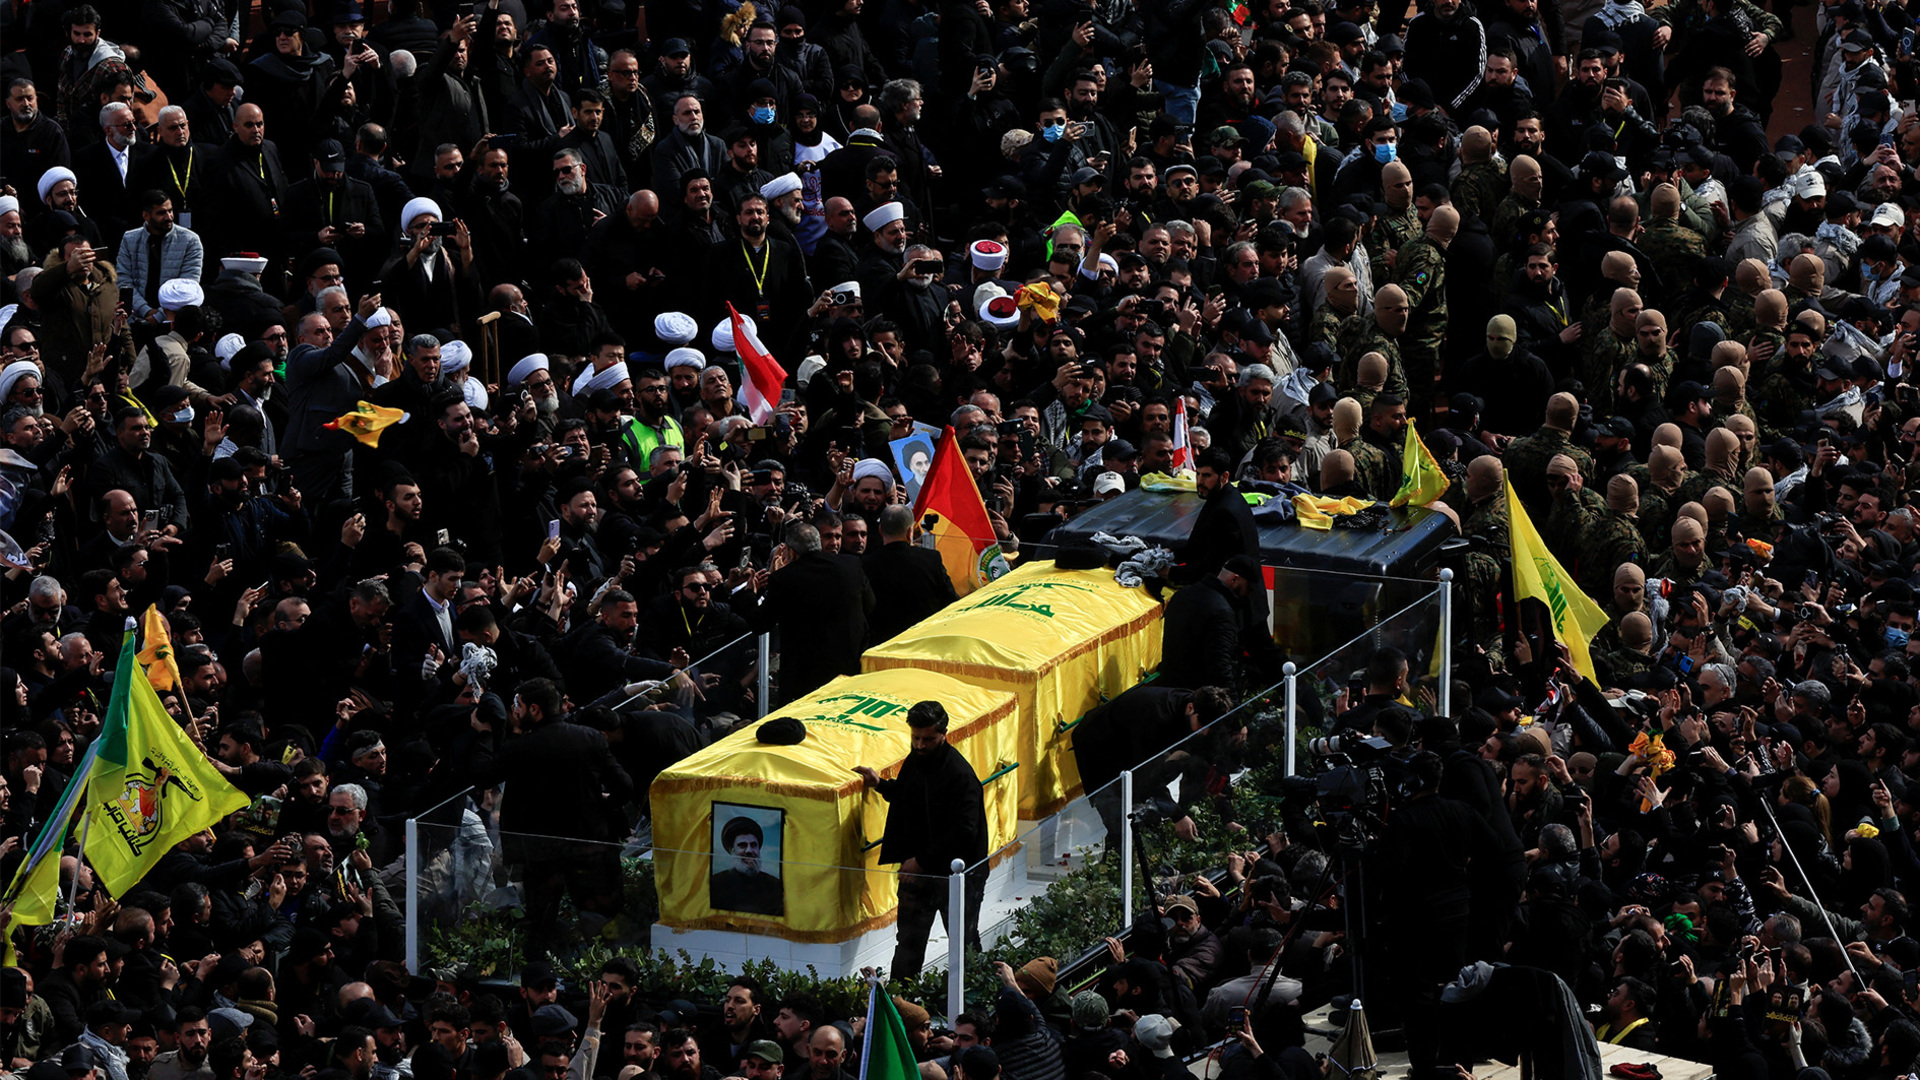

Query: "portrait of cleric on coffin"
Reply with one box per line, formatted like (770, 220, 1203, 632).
(710, 805, 786, 917)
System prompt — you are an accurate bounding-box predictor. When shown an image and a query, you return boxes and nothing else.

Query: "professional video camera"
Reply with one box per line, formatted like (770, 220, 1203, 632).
(1280, 734, 1396, 851)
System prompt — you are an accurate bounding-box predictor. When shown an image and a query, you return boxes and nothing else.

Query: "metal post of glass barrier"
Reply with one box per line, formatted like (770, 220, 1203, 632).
(757, 634, 771, 717)
(404, 817, 419, 973)
(1437, 569, 1455, 717)
(1120, 769, 1134, 919)
(1282, 662, 1298, 776)
(947, 859, 967, 1021)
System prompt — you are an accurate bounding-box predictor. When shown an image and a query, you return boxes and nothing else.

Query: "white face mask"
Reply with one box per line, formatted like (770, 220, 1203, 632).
(172, 406, 195, 425)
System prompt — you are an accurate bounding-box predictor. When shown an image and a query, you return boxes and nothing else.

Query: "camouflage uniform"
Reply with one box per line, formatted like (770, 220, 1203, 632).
(1309, 302, 1347, 353)
(1451, 160, 1510, 225)
(1351, 386, 1380, 414)
(1671, 295, 1729, 345)
(1639, 221, 1709, 300)
(1346, 432, 1402, 501)
(1723, 290, 1758, 343)
(1394, 235, 1448, 414)
(1574, 503, 1649, 601)
(1598, 645, 1656, 687)
(1368, 205, 1421, 271)
(1639, 485, 1681, 555)
(1649, 550, 1707, 586)
(1579, 328, 1637, 415)
(1462, 489, 1511, 641)
(1503, 426, 1594, 523)
(1637, 347, 1675, 403)
(1730, 505, 1785, 547)
(1545, 486, 1607, 567)
(1488, 193, 1541, 248)
(1335, 314, 1409, 398)
(1755, 363, 1812, 439)
(1490, 251, 1518, 307)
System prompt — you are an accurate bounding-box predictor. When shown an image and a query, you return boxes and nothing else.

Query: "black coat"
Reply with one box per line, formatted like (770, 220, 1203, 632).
(1072, 683, 1195, 793)
(752, 550, 874, 704)
(475, 719, 634, 842)
(862, 540, 958, 644)
(873, 741, 987, 871)
(1177, 482, 1257, 584)
(1159, 575, 1249, 691)
(71, 141, 139, 261)
(280, 174, 386, 284)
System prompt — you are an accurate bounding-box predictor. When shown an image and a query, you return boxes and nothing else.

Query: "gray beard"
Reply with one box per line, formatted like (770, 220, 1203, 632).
(779, 204, 802, 227)
(0, 235, 29, 264)
(557, 175, 587, 196)
(423, 236, 446, 259)
(536, 394, 560, 416)
(21, 404, 43, 417)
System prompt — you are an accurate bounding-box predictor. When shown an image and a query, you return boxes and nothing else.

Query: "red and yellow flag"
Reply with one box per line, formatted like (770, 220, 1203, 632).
(323, 401, 405, 448)
(911, 426, 1010, 596)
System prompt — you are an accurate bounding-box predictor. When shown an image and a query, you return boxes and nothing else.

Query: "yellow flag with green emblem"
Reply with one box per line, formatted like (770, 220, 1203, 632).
(82, 633, 249, 897)
(1506, 478, 1611, 684)
(1391, 418, 1449, 507)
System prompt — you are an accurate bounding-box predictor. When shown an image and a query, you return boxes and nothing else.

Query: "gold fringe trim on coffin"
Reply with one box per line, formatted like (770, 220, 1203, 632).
(658, 908, 900, 943)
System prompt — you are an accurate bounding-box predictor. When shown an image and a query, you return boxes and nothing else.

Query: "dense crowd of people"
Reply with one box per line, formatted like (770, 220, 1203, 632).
(17, 0, 1920, 1075)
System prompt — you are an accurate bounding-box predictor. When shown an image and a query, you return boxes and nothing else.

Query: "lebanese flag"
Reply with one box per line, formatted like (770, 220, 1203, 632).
(912, 426, 1009, 596)
(1170, 395, 1192, 471)
(729, 303, 787, 423)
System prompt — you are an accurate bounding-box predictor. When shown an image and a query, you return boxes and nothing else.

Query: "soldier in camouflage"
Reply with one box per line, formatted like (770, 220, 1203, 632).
(1639, 444, 1689, 555)
(1732, 466, 1786, 545)
(1504, 393, 1594, 524)
(1394, 206, 1457, 417)
(1351, 352, 1390, 414)
(1592, 561, 1648, 656)
(1461, 455, 1511, 643)
(1337, 283, 1411, 397)
(1367, 160, 1420, 276)
(1639, 183, 1709, 292)
(1755, 316, 1819, 438)
(1599, 611, 1658, 687)
(1488, 155, 1543, 243)
(1580, 288, 1644, 416)
(1713, 365, 1759, 429)
(1651, 514, 1710, 586)
(1312, 267, 1361, 353)
(1348, 393, 1407, 501)
(1543, 454, 1607, 566)
(1575, 474, 1651, 600)
(1450, 127, 1509, 225)
(1632, 309, 1677, 405)
(1579, 253, 1644, 352)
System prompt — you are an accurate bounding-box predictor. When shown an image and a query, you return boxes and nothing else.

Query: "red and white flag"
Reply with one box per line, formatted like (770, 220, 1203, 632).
(729, 303, 787, 424)
(1170, 395, 1192, 471)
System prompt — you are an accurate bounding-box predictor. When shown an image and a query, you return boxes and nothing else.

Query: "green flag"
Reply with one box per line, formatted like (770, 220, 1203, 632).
(858, 985, 920, 1080)
(82, 633, 249, 897)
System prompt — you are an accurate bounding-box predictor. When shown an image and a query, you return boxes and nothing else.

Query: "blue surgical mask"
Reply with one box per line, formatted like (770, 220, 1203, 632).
(1889, 627, 1911, 649)
(1373, 141, 1397, 165)
(172, 406, 195, 425)
(1041, 121, 1064, 143)
(751, 105, 776, 124)
(1390, 101, 1408, 122)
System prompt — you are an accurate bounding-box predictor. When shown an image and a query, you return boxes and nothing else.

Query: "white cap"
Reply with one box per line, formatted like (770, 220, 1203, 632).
(664, 347, 707, 370)
(400, 196, 443, 230)
(37, 167, 75, 203)
(850, 458, 893, 487)
(795, 354, 826, 389)
(1873, 202, 1906, 228)
(462, 376, 489, 411)
(1797, 171, 1827, 199)
(221, 254, 269, 274)
(0, 360, 39, 403)
(0, 195, 18, 218)
(712, 318, 760, 354)
(1093, 472, 1126, 495)
(364, 307, 393, 329)
(215, 333, 247, 365)
(760, 172, 802, 201)
(582, 361, 631, 394)
(979, 292, 1021, 328)
(507, 354, 550, 385)
(439, 339, 473, 374)
(654, 311, 698, 345)
(1098, 252, 1118, 272)
(158, 278, 204, 311)
(831, 280, 861, 300)
(862, 201, 904, 232)
(970, 239, 1008, 271)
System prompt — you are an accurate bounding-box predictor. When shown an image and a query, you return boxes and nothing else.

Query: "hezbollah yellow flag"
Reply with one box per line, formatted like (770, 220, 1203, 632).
(137, 604, 181, 692)
(1506, 478, 1612, 684)
(0, 741, 99, 961)
(1391, 419, 1448, 507)
(323, 401, 405, 448)
(82, 633, 249, 898)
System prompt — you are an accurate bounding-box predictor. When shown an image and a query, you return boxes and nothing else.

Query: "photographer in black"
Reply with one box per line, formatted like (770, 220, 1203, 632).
(1072, 683, 1240, 843)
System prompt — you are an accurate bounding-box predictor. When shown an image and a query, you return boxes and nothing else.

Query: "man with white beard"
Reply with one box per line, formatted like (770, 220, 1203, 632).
(649, 92, 728, 201)
(377, 197, 478, 337)
(855, 201, 907, 303)
(0, 196, 32, 293)
(877, 243, 949, 354)
(72, 102, 140, 256)
(113, 191, 204, 323)
(530, 148, 621, 274)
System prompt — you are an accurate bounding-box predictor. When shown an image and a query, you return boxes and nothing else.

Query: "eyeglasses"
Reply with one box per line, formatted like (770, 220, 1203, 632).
(328, 805, 358, 815)
(264, 331, 289, 341)
(683, 582, 711, 592)
(9, 341, 38, 352)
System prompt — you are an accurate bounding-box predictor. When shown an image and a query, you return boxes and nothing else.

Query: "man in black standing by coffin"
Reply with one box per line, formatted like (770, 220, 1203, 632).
(854, 700, 987, 980)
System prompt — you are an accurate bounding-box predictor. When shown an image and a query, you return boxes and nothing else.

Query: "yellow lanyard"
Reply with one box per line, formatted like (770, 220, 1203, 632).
(680, 601, 703, 640)
(168, 148, 193, 199)
(741, 241, 769, 295)
(327, 190, 337, 222)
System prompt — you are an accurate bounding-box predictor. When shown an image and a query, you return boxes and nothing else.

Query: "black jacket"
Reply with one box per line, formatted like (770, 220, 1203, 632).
(752, 551, 874, 704)
(1159, 575, 1279, 692)
(874, 741, 988, 871)
(862, 540, 959, 645)
(475, 719, 634, 842)
(1177, 482, 1257, 584)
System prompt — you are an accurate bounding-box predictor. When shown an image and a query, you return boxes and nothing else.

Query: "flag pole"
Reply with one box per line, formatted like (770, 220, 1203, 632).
(66, 770, 92, 918)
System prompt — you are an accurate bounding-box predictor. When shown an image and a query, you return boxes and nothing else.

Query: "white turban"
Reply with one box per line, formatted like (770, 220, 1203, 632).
(214, 333, 246, 366)
(654, 311, 698, 345)
(831, 280, 861, 300)
(862, 201, 904, 232)
(400, 196, 442, 230)
(970, 239, 1007, 271)
(0, 196, 18, 218)
(759, 172, 802, 201)
(221, 254, 269, 274)
(0, 360, 39, 403)
(364, 307, 393, 328)
(664, 347, 707, 371)
(1097, 252, 1118, 272)
(37, 167, 75, 203)
(795, 354, 825, 389)
(507, 354, 550, 385)
(582, 361, 631, 395)
(462, 376, 489, 411)
(0, 305, 15, 328)
(979, 292, 1020, 328)
(157, 278, 204, 311)
(439, 339, 473, 375)
(850, 458, 893, 488)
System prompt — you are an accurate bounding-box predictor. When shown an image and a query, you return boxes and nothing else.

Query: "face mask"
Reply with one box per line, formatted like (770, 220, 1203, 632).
(750, 105, 776, 124)
(1373, 141, 1397, 165)
(1389, 101, 1408, 123)
(1041, 120, 1065, 143)
(172, 406, 195, 425)
(1890, 627, 1911, 649)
